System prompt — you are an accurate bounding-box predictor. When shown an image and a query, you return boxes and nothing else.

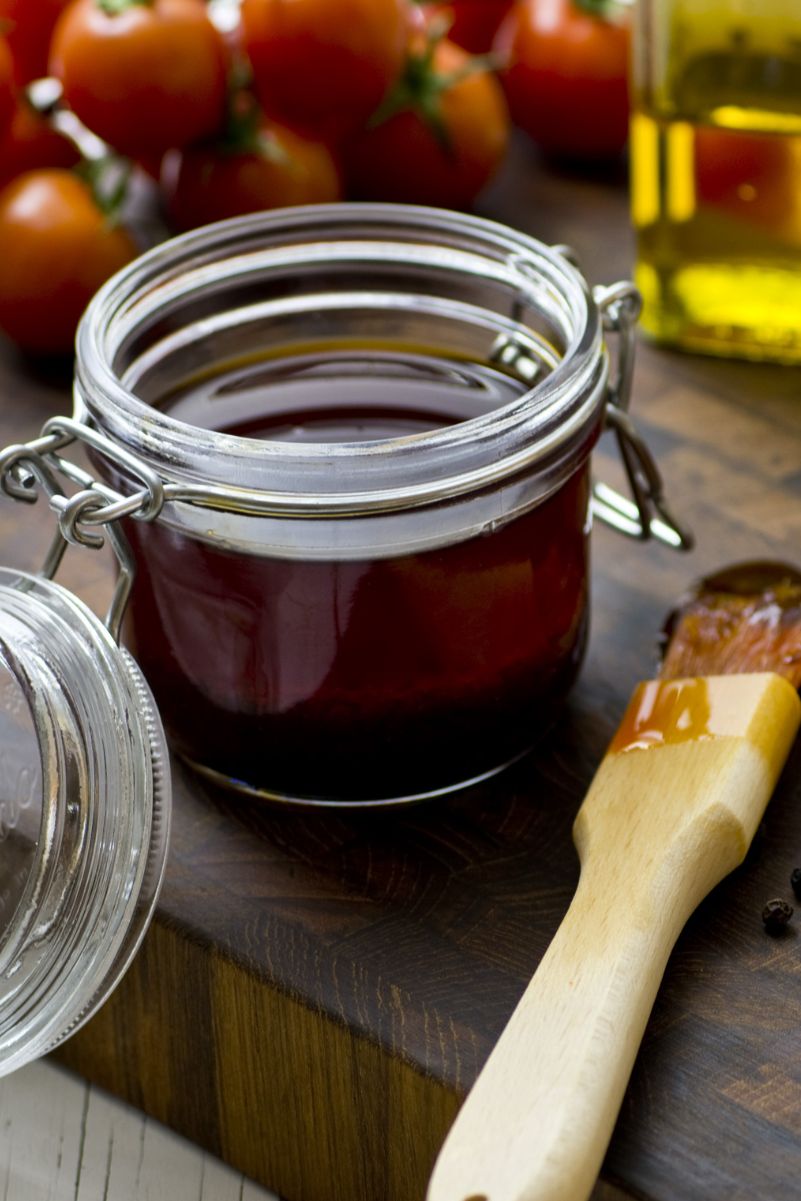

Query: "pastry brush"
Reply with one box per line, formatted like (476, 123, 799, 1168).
(428, 562, 801, 1201)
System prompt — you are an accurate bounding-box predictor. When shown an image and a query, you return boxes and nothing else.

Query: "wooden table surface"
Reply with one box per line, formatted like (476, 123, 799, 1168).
(2, 143, 801, 1201)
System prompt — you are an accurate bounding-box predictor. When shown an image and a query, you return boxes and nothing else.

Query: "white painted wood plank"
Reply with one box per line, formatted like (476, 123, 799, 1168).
(0, 1060, 86, 1201)
(0, 1062, 280, 1201)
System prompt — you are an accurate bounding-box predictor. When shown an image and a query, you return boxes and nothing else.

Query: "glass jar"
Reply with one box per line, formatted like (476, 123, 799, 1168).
(0, 568, 170, 1077)
(631, 0, 801, 360)
(2, 205, 688, 809)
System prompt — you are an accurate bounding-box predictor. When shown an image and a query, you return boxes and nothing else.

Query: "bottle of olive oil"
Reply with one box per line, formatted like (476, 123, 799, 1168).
(631, 1, 801, 361)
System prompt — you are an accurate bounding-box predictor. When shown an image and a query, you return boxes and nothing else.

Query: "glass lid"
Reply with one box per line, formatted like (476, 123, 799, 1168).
(0, 568, 171, 1076)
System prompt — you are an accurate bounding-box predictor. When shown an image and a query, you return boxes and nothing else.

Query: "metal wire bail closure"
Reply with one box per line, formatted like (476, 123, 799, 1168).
(591, 281, 694, 551)
(0, 277, 692, 592)
(0, 417, 166, 643)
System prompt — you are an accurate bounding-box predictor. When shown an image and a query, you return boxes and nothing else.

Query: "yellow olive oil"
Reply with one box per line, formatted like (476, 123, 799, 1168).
(632, 14, 801, 361)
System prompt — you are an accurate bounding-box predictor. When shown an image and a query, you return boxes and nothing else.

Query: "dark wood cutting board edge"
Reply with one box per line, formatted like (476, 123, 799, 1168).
(1, 141, 800, 1201)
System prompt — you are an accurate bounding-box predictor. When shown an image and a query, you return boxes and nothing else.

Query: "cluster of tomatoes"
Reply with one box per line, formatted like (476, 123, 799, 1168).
(0, 0, 631, 354)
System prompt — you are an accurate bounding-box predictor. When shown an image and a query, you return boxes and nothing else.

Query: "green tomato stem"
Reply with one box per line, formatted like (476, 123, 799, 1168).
(368, 18, 487, 157)
(96, 0, 153, 16)
(77, 155, 132, 225)
(574, 0, 630, 21)
(208, 81, 291, 168)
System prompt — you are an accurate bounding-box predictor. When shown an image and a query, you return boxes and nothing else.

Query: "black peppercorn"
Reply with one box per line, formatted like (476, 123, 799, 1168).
(762, 898, 793, 935)
(791, 868, 801, 901)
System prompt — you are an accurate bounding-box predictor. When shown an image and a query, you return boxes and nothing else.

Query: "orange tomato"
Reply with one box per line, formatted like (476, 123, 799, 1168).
(425, 1, 514, 53)
(0, 169, 138, 353)
(241, 0, 407, 140)
(498, 0, 630, 160)
(50, 0, 228, 157)
(0, 100, 80, 188)
(345, 37, 509, 209)
(163, 117, 342, 232)
(0, 36, 14, 138)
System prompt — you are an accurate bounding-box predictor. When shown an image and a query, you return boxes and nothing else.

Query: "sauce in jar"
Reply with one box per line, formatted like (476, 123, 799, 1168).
(119, 342, 592, 802)
(64, 204, 680, 805)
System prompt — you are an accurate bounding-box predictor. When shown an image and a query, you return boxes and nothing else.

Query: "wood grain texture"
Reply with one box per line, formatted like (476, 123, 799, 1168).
(0, 139, 799, 1201)
(427, 675, 801, 1201)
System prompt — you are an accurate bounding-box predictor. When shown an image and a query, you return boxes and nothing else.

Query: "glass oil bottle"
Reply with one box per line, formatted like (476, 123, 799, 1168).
(631, 1, 801, 361)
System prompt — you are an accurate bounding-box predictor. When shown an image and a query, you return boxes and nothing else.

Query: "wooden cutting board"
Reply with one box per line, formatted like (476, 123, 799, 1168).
(3, 145, 801, 1201)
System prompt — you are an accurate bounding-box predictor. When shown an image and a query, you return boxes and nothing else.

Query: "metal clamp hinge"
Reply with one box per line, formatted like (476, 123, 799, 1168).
(0, 417, 166, 642)
(591, 281, 693, 551)
(593, 404, 694, 550)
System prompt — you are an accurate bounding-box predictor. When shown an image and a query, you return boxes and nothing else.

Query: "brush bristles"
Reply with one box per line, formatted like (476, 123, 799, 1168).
(662, 587, 801, 687)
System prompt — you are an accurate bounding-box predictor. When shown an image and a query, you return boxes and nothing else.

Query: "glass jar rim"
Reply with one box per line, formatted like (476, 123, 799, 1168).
(74, 203, 608, 514)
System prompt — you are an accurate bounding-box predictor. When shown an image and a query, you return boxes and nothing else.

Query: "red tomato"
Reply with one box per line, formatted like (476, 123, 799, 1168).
(426, 1, 515, 53)
(498, 0, 630, 160)
(0, 36, 14, 138)
(49, 0, 228, 158)
(695, 127, 791, 226)
(241, 0, 407, 140)
(135, 152, 166, 181)
(0, 169, 138, 353)
(163, 117, 342, 232)
(345, 37, 509, 209)
(0, 0, 68, 85)
(0, 100, 80, 188)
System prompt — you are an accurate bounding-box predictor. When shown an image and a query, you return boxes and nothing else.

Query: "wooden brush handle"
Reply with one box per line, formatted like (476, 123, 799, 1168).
(427, 673, 801, 1201)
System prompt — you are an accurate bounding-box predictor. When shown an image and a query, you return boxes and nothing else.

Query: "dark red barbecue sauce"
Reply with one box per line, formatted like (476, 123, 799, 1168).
(114, 346, 592, 801)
